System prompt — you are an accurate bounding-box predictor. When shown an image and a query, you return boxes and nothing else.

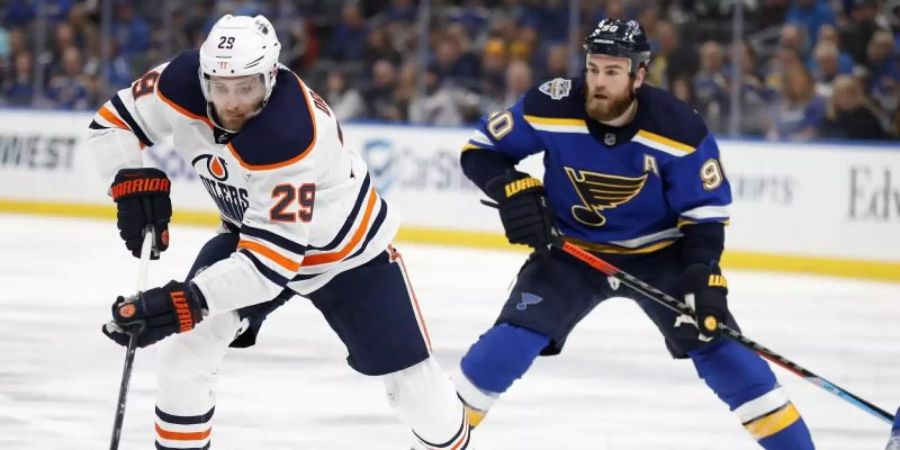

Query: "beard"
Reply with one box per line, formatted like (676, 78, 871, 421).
(585, 85, 637, 123)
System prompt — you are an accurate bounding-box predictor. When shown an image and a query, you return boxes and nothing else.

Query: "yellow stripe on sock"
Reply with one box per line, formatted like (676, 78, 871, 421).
(744, 403, 801, 440)
(465, 406, 487, 429)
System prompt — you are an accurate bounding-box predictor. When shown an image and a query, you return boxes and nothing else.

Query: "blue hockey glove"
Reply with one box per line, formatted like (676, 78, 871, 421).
(485, 170, 560, 250)
(102, 280, 206, 348)
(678, 262, 728, 339)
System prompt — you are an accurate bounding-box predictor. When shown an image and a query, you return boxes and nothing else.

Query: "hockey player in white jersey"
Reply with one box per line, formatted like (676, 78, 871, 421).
(91, 14, 470, 450)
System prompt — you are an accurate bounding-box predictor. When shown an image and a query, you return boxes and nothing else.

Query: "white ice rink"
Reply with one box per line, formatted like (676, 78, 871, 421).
(1, 213, 899, 450)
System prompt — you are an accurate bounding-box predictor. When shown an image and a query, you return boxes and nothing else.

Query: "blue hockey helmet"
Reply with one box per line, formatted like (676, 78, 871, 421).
(583, 19, 651, 76)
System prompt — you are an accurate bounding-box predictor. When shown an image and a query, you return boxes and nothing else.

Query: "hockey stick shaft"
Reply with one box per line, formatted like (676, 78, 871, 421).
(559, 241, 895, 425)
(109, 226, 154, 450)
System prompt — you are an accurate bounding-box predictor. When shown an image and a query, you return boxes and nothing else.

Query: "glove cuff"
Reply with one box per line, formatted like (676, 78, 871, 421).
(679, 263, 728, 295)
(485, 170, 543, 201)
(111, 168, 171, 201)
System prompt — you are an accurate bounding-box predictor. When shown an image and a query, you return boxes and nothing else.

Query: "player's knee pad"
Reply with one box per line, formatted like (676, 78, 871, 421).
(689, 339, 813, 449)
(460, 323, 549, 396)
(383, 357, 469, 449)
(689, 338, 776, 408)
(157, 311, 242, 413)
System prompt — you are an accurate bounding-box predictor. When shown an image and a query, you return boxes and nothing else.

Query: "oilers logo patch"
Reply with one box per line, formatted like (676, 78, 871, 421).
(539, 78, 572, 100)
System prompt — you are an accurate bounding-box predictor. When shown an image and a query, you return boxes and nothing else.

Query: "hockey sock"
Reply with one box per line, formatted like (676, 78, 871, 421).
(154, 406, 214, 450)
(457, 323, 549, 424)
(384, 358, 470, 450)
(689, 339, 814, 450)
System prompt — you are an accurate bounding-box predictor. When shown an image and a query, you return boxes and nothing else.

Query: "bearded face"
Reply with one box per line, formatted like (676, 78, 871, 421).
(584, 54, 644, 123)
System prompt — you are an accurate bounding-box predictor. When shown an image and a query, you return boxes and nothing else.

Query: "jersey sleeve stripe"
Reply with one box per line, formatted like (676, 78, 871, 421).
(237, 239, 301, 272)
(307, 174, 371, 252)
(156, 87, 214, 128)
(680, 204, 730, 221)
(238, 249, 290, 286)
(240, 224, 307, 256)
(97, 105, 130, 131)
(302, 187, 378, 267)
(225, 74, 318, 171)
(89, 119, 109, 130)
(110, 94, 154, 147)
(632, 129, 695, 156)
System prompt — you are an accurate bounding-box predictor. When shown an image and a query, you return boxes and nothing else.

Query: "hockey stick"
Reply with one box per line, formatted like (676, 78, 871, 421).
(108, 226, 154, 450)
(558, 241, 895, 425)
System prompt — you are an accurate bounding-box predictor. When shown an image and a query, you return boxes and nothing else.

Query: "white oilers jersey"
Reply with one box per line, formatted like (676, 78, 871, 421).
(87, 50, 398, 314)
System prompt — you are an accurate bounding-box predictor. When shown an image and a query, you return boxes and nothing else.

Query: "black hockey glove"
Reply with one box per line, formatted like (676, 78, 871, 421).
(678, 262, 729, 339)
(111, 168, 172, 259)
(485, 170, 559, 250)
(102, 280, 206, 348)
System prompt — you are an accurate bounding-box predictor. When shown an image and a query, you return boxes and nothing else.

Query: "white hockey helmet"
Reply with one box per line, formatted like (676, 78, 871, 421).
(198, 14, 281, 107)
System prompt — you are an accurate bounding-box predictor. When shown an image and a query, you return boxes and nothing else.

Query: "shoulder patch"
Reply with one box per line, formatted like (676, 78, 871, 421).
(538, 78, 572, 100)
(157, 50, 208, 123)
(524, 77, 585, 119)
(227, 69, 317, 170)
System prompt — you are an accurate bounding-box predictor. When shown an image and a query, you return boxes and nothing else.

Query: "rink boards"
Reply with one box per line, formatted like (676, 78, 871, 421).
(0, 110, 897, 281)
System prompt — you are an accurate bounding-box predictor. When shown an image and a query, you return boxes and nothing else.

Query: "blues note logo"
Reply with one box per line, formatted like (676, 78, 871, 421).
(516, 292, 543, 311)
(564, 167, 648, 227)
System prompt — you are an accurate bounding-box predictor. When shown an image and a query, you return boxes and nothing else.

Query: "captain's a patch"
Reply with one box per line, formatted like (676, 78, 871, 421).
(539, 78, 572, 100)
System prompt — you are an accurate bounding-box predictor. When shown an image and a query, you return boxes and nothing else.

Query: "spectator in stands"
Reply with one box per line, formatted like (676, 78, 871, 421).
(4, 0, 35, 28)
(325, 69, 366, 123)
(693, 41, 730, 133)
(502, 59, 532, 108)
(670, 76, 696, 106)
(810, 41, 846, 96)
(111, 0, 150, 73)
(786, 0, 837, 46)
(767, 63, 827, 140)
(45, 46, 89, 110)
(646, 20, 698, 90)
(816, 24, 857, 73)
(3, 51, 34, 106)
(733, 41, 775, 136)
(434, 23, 480, 90)
(538, 43, 570, 81)
(863, 29, 898, 113)
(840, 0, 883, 67)
(765, 47, 805, 91)
(363, 24, 401, 70)
(363, 58, 404, 121)
(820, 75, 888, 139)
(327, 3, 368, 63)
(44, 22, 78, 87)
(408, 64, 463, 126)
(780, 24, 810, 60)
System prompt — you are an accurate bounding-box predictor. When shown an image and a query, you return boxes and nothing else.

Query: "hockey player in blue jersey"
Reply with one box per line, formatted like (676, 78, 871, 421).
(454, 18, 815, 449)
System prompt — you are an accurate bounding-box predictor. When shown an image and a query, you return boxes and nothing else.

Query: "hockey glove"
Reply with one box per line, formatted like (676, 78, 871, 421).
(678, 262, 728, 339)
(485, 170, 559, 250)
(102, 280, 206, 348)
(111, 168, 172, 259)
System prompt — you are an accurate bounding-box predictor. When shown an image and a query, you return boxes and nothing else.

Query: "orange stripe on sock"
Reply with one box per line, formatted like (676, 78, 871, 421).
(155, 423, 211, 441)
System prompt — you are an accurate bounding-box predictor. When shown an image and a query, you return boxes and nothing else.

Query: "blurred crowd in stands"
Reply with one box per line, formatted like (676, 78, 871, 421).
(0, 0, 898, 140)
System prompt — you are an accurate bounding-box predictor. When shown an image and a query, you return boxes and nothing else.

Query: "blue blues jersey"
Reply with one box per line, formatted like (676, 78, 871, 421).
(462, 78, 731, 255)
